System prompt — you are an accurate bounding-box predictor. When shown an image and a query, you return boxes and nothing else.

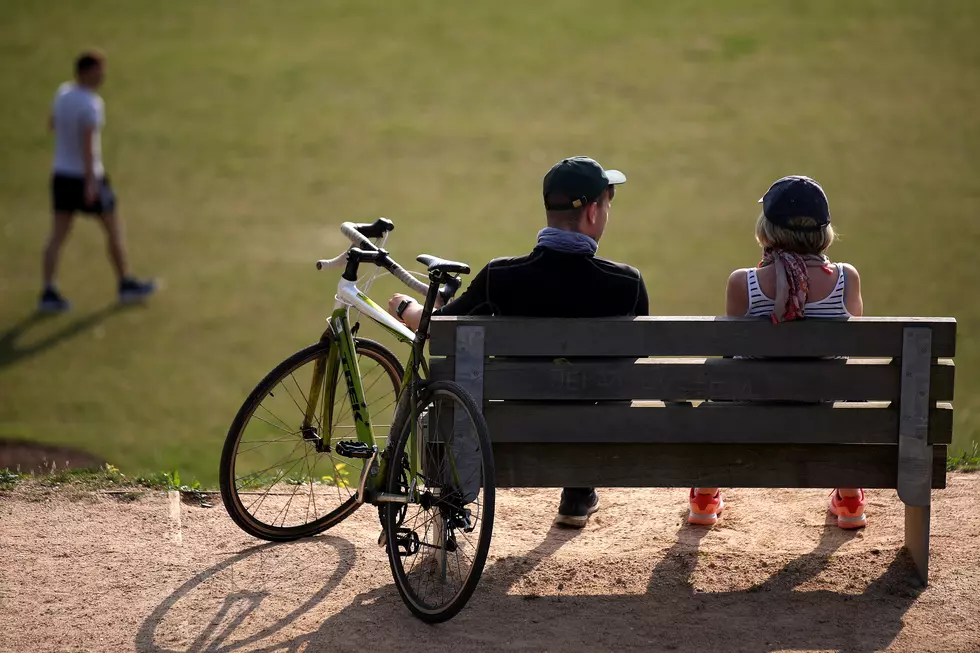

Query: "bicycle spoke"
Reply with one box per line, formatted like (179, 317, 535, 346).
(236, 435, 300, 456)
(256, 403, 293, 432)
(307, 454, 318, 523)
(385, 384, 494, 619)
(288, 372, 323, 433)
(273, 459, 306, 527)
(237, 439, 304, 482)
(245, 451, 307, 515)
(226, 340, 401, 536)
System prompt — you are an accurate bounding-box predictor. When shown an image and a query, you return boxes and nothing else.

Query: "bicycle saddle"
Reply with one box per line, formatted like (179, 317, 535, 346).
(416, 254, 470, 275)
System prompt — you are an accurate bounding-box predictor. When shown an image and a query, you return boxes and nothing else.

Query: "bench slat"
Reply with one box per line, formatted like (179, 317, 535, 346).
(430, 357, 954, 402)
(480, 402, 954, 445)
(429, 316, 957, 358)
(491, 442, 947, 488)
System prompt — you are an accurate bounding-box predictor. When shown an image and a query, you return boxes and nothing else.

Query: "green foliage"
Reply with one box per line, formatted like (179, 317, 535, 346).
(947, 444, 980, 473)
(0, 1, 978, 483)
(134, 469, 187, 490)
(38, 464, 127, 489)
(320, 462, 353, 488)
(0, 469, 21, 491)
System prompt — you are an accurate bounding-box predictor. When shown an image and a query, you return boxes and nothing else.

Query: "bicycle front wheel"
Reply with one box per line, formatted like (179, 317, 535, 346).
(384, 380, 495, 622)
(220, 336, 402, 541)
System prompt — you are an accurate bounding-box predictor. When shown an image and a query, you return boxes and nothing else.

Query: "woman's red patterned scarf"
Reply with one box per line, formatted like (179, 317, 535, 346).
(758, 248, 834, 323)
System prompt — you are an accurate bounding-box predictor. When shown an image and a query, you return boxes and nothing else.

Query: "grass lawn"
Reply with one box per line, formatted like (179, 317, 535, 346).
(1, 0, 978, 483)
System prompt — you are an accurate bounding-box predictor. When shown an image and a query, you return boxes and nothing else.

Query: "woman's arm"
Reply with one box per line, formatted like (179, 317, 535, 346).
(726, 269, 749, 317)
(842, 263, 863, 316)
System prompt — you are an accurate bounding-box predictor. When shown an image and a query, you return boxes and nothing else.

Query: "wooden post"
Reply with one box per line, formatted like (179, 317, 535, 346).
(905, 505, 930, 585)
(452, 326, 486, 500)
(454, 325, 485, 409)
(898, 327, 932, 584)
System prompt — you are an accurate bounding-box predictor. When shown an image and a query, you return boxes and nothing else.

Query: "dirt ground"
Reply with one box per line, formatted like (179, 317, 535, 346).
(1, 475, 978, 653)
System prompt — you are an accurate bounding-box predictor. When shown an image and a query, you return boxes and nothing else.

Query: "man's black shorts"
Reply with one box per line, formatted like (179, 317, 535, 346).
(51, 174, 117, 215)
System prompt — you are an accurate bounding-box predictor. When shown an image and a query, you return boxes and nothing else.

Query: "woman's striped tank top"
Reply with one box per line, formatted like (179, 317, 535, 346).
(745, 264, 850, 318)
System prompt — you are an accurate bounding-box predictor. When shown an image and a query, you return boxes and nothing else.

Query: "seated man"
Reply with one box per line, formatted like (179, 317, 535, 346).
(388, 156, 648, 528)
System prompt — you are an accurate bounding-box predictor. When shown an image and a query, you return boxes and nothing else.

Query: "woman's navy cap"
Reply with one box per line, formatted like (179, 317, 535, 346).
(759, 175, 831, 231)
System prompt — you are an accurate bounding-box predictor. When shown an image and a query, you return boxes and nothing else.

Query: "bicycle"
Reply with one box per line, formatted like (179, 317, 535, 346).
(219, 218, 495, 622)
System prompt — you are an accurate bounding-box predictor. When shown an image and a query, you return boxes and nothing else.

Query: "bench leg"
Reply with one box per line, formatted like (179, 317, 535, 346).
(904, 503, 930, 585)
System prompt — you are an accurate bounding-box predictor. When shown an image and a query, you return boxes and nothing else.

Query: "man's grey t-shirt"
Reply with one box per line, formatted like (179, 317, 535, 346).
(52, 82, 105, 178)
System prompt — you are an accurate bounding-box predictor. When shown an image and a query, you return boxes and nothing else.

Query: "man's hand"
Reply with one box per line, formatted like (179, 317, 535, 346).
(387, 293, 413, 318)
(388, 293, 425, 331)
(84, 177, 99, 207)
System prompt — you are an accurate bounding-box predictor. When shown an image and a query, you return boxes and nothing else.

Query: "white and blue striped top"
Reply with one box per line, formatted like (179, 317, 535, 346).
(745, 264, 850, 318)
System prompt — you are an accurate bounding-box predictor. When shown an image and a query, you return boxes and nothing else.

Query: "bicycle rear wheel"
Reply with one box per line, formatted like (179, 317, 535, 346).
(384, 380, 495, 622)
(220, 336, 402, 541)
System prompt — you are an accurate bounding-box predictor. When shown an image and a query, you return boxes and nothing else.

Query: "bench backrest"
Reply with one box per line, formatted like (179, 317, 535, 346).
(428, 316, 956, 504)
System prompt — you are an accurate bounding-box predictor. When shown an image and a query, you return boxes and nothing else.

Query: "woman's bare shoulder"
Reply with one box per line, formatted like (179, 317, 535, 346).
(839, 262, 861, 279)
(727, 267, 753, 286)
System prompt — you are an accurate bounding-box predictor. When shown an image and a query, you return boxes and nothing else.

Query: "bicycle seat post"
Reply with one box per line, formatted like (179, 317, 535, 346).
(412, 274, 446, 355)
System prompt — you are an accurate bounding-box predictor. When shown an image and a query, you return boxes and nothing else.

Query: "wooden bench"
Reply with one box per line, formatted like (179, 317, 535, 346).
(429, 316, 956, 583)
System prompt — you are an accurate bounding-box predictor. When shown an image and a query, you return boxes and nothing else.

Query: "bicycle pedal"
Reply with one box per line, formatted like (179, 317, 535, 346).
(335, 441, 376, 459)
(394, 528, 421, 556)
(449, 508, 474, 533)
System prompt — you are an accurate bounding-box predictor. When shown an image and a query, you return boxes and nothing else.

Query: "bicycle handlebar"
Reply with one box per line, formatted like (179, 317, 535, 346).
(316, 221, 430, 296)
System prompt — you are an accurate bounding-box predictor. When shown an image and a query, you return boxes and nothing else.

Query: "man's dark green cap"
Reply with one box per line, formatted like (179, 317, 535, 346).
(542, 156, 627, 211)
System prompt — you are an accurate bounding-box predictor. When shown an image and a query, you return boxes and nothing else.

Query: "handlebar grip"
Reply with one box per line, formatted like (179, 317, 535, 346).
(316, 253, 347, 270)
(336, 221, 428, 295)
(340, 222, 377, 250)
(392, 264, 430, 295)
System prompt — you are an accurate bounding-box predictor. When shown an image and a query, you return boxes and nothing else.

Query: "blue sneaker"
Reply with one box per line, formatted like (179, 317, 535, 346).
(38, 288, 71, 313)
(118, 277, 157, 304)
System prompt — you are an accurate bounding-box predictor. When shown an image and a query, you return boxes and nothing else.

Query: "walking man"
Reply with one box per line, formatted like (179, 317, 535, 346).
(389, 156, 648, 528)
(41, 50, 155, 312)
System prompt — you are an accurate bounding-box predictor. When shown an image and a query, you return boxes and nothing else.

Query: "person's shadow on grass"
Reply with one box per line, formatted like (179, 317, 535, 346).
(0, 303, 139, 370)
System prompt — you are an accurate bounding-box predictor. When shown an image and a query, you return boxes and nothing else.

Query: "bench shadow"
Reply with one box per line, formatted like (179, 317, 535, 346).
(0, 303, 140, 371)
(264, 519, 921, 653)
(135, 535, 356, 653)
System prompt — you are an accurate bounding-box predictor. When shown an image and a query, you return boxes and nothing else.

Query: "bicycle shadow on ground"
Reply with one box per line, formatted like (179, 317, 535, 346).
(135, 535, 355, 653)
(271, 518, 921, 653)
(0, 303, 141, 371)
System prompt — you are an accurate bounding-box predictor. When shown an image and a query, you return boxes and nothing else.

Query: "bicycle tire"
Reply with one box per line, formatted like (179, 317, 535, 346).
(220, 336, 403, 541)
(384, 380, 495, 622)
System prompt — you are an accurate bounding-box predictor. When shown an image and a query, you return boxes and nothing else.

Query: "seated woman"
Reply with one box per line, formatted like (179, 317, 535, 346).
(689, 175, 867, 529)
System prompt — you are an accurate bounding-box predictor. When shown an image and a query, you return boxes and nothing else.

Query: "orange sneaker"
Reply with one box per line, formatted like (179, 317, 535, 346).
(828, 489, 867, 529)
(688, 489, 725, 526)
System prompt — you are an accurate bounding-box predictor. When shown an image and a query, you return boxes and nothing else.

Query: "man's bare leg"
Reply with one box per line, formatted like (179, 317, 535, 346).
(39, 211, 76, 312)
(98, 210, 130, 280)
(43, 211, 75, 287)
(99, 210, 156, 302)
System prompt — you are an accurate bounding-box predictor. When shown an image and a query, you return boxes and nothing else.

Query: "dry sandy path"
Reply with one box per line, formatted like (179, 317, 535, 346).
(1, 475, 979, 653)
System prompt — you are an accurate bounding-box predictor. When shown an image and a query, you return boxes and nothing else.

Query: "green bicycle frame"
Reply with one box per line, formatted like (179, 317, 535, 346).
(298, 276, 439, 502)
